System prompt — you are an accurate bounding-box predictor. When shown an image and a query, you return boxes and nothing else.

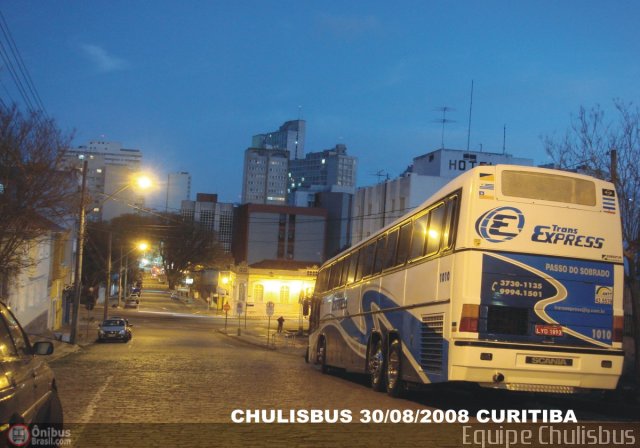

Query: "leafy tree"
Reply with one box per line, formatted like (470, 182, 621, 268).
(542, 99, 640, 376)
(0, 105, 76, 291)
(158, 215, 231, 289)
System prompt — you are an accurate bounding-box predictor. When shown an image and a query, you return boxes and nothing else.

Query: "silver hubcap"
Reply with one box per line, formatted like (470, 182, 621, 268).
(388, 347, 399, 386)
(370, 345, 383, 379)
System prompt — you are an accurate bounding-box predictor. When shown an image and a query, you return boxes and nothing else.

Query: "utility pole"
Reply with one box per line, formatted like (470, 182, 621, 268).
(118, 246, 123, 308)
(70, 159, 88, 345)
(104, 231, 112, 321)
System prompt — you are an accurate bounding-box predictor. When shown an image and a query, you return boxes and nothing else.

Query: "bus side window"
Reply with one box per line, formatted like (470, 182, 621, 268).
(395, 222, 412, 266)
(330, 260, 343, 290)
(347, 251, 359, 284)
(372, 236, 386, 275)
(426, 204, 445, 256)
(316, 269, 326, 294)
(360, 242, 376, 278)
(354, 248, 365, 282)
(383, 228, 399, 270)
(443, 196, 458, 250)
(341, 255, 350, 286)
(409, 213, 430, 261)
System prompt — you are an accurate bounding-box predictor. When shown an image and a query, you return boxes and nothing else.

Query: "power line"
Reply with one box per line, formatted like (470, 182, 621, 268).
(0, 10, 47, 116)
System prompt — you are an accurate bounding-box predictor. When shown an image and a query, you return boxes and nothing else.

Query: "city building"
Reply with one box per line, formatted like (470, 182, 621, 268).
(232, 204, 327, 266)
(166, 171, 191, 213)
(181, 193, 235, 252)
(288, 143, 357, 196)
(287, 144, 358, 259)
(63, 140, 145, 221)
(252, 119, 306, 160)
(1, 217, 73, 333)
(241, 148, 289, 205)
(351, 148, 534, 244)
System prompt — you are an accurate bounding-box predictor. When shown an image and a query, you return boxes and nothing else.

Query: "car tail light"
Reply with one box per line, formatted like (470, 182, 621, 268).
(613, 315, 624, 343)
(459, 304, 480, 333)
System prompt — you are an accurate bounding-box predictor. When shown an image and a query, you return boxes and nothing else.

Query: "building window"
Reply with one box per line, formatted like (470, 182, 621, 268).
(280, 286, 290, 304)
(253, 284, 264, 303)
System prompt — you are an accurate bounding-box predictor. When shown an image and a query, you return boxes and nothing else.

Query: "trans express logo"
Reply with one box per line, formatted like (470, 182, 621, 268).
(475, 206, 525, 243)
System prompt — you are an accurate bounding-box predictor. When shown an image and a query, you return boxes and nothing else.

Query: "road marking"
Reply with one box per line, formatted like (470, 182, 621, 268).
(78, 375, 113, 423)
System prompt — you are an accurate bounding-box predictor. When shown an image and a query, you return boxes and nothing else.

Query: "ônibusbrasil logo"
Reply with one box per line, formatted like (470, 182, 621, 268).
(475, 206, 525, 243)
(7, 424, 30, 447)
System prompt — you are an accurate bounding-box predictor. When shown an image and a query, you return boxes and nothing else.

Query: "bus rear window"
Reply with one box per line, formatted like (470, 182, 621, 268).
(501, 170, 596, 206)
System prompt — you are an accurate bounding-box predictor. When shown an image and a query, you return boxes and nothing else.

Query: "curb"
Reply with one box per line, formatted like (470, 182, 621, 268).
(214, 329, 307, 359)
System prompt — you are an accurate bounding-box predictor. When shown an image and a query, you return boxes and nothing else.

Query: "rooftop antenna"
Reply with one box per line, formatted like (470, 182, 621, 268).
(372, 170, 389, 183)
(502, 124, 506, 155)
(295, 105, 303, 160)
(466, 80, 474, 151)
(433, 106, 456, 150)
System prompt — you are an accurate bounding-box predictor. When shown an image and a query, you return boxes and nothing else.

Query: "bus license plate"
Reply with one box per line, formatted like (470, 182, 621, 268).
(526, 356, 573, 367)
(535, 325, 563, 337)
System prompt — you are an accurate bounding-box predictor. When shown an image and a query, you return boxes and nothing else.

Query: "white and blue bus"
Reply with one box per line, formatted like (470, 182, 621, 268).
(308, 165, 624, 396)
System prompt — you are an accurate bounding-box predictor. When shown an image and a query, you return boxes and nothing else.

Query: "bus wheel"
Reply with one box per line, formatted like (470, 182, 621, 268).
(317, 339, 328, 374)
(368, 339, 386, 392)
(386, 339, 404, 398)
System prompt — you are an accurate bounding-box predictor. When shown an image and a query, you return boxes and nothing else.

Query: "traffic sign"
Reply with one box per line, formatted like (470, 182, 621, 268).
(266, 301, 275, 317)
(223, 303, 230, 312)
(236, 301, 245, 315)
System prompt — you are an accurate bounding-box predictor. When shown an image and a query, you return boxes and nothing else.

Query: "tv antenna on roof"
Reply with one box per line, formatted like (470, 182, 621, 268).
(371, 170, 389, 183)
(433, 106, 456, 149)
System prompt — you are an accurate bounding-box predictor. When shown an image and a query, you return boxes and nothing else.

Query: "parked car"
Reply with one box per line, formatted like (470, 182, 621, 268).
(124, 296, 139, 309)
(97, 318, 133, 342)
(0, 301, 63, 441)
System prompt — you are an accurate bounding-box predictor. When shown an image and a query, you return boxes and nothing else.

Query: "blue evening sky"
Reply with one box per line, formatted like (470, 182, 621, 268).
(2, 1, 639, 206)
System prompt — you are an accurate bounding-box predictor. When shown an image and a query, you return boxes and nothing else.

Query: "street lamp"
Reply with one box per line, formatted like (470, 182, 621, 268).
(117, 240, 149, 309)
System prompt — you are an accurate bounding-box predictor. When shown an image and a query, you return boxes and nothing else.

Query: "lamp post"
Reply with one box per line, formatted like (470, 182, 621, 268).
(104, 231, 112, 321)
(70, 159, 88, 345)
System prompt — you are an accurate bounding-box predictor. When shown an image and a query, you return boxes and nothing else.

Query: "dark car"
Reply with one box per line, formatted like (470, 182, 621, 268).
(97, 318, 133, 342)
(0, 301, 62, 441)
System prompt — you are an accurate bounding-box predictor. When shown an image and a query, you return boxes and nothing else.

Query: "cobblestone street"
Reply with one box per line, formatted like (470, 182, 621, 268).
(48, 288, 640, 447)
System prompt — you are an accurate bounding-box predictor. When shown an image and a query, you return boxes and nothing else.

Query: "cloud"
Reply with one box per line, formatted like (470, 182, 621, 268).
(317, 13, 380, 38)
(80, 44, 128, 72)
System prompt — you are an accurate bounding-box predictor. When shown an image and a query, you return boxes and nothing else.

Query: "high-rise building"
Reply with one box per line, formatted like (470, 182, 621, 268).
(288, 143, 357, 196)
(181, 193, 234, 252)
(252, 119, 306, 160)
(166, 172, 191, 213)
(241, 148, 289, 205)
(63, 140, 145, 221)
(287, 143, 358, 259)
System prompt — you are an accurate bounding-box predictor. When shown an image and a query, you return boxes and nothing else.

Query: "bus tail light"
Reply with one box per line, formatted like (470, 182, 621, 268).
(460, 304, 479, 333)
(613, 315, 624, 343)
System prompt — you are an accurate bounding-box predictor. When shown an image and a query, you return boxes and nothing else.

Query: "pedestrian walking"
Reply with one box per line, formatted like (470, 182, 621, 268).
(277, 316, 285, 333)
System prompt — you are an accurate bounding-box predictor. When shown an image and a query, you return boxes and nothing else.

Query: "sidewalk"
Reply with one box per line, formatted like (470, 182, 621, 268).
(32, 301, 112, 363)
(215, 317, 309, 359)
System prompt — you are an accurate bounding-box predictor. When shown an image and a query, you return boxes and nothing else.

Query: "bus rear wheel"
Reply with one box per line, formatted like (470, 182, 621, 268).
(386, 339, 404, 398)
(368, 339, 386, 392)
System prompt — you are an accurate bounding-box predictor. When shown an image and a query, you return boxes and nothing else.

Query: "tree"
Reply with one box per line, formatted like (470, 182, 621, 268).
(159, 215, 231, 290)
(0, 105, 76, 292)
(542, 99, 640, 376)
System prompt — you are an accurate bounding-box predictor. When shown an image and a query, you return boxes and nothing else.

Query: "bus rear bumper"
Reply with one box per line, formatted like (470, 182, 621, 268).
(449, 342, 623, 392)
